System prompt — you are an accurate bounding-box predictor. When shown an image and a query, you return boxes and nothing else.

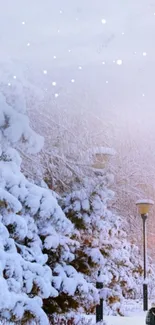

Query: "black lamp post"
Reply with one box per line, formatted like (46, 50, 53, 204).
(96, 271, 103, 323)
(89, 147, 115, 322)
(136, 199, 154, 311)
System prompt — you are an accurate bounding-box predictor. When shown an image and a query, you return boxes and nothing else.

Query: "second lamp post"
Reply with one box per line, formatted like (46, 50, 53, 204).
(136, 199, 154, 311)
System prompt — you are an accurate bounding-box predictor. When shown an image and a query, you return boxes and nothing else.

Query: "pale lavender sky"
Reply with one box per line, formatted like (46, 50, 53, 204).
(1, 0, 154, 65)
(1, 0, 155, 135)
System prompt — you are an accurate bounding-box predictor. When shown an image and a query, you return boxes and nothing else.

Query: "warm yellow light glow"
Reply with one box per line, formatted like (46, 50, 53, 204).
(91, 154, 108, 169)
(136, 199, 154, 215)
(90, 147, 116, 170)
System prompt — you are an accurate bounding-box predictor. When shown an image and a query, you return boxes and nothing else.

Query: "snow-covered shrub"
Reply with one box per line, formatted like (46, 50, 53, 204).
(62, 166, 151, 315)
(0, 86, 51, 323)
(49, 313, 95, 325)
(0, 74, 99, 323)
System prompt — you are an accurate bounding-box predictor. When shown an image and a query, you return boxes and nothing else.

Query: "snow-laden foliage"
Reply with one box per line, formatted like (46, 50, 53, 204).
(49, 313, 95, 325)
(0, 84, 98, 323)
(62, 167, 155, 315)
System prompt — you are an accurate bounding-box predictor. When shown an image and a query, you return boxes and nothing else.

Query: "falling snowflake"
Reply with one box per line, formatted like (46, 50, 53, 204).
(43, 70, 47, 74)
(113, 60, 115, 63)
(102, 61, 105, 65)
(22, 21, 25, 25)
(116, 59, 123, 65)
(101, 19, 106, 24)
(27, 43, 30, 47)
(78, 66, 82, 70)
(142, 93, 145, 97)
(55, 93, 59, 98)
(13, 76, 17, 79)
(8, 83, 11, 86)
(106, 81, 109, 84)
(52, 82, 57, 86)
(122, 32, 125, 35)
(143, 52, 147, 56)
(71, 79, 75, 83)
(57, 29, 60, 33)
(60, 10, 63, 14)
(53, 56, 57, 59)
(68, 49, 71, 53)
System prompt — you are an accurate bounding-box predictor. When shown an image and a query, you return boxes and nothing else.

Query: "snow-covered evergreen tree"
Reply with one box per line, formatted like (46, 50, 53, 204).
(62, 155, 154, 315)
(0, 80, 98, 324)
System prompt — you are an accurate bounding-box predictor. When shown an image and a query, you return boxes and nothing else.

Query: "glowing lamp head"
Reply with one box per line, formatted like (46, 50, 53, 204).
(136, 199, 154, 215)
(90, 147, 116, 170)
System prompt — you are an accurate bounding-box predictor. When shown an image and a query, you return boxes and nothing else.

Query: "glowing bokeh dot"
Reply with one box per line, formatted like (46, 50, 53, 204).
(71, 79, 75, 83)
(53, 56, 57, 59)
(55, 93, 59, 98)
(106, 81, 109, 84)
(101, 19, 106, 24)
(27, 43, 30, 47)
(8, 83, 11, 86)
(116, 59, 123, 65)
(143, 52, 147, 56)
(43, 70, 47, 74)
(13, 76, 17, 79)
(78, 66, 82, 70)
(102, 61, 105, 65)
(52, 82, 57, 86)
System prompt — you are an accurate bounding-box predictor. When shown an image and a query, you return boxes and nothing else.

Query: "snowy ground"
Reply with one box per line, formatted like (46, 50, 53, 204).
(104, 299, 147, 324)
(87, 300, 148, 325)
(104, 313, 146, 325)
